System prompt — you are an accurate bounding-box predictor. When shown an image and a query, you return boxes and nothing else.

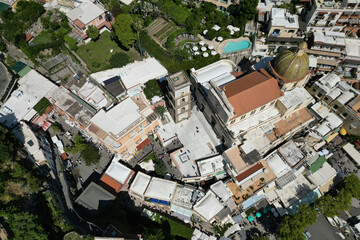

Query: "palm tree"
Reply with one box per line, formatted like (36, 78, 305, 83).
(154, 106, 167, 120)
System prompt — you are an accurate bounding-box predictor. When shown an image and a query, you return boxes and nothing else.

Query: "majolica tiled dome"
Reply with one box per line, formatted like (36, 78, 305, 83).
(271, 42, 309, 82)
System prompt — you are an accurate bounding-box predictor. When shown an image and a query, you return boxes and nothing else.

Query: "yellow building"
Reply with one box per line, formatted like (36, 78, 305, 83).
(268, 8, 299, 39)
(86, 97, 159, 161)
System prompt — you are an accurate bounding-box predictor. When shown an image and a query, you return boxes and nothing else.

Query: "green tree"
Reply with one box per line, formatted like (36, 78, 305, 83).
(0, 126, 18, 163)
(185, 13, 201, 33)
(113, 14, 137, 49)
(0, 38, 7, 52)
(154, 106, 167, 120)
(344, 174, 360, 199)
(277, 204, 317, 240)
(27, 174, 42, 192)
(335, 188, 352, 211)
(316, 194, 339, 217)
(68, 134, 87, 154)
(110, 0, 122, 17)
(143, 79, 163, 100)
(64, 35, 77, 50)
(81, 144, 100, 166)
(143, 228, 166, 240)
(204, 29, 217, 40)
(0, 209, 48, 240)
(109, 52, 130, 68)
(86, 25, 100, 41)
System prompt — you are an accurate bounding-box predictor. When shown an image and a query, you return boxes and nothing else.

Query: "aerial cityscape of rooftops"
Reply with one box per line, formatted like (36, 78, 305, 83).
(2, 0, 360, 239)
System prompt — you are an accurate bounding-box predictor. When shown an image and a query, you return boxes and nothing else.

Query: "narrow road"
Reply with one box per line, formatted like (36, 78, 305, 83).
(52, 147, 103, 235)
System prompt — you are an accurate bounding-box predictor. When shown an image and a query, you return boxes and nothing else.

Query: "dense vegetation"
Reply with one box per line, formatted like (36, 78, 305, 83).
(0, 125, 73, 239)
(143, 79, 163, 100)
(139, 30, 220, 73)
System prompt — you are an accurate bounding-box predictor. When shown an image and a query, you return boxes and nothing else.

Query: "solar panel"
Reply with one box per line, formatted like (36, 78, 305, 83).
(103, 76, 120, 85)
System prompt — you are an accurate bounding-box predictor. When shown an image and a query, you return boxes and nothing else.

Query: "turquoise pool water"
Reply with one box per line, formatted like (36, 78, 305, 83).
(224, 40, 251, 53)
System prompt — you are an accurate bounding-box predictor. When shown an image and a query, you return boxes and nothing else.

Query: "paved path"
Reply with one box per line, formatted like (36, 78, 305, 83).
(6, 44, 34, 68)
(306, 214, 344, 240)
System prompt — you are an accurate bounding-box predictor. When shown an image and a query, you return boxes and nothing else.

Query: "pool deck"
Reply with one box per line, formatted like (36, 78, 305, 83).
(198, 35, 251, 55)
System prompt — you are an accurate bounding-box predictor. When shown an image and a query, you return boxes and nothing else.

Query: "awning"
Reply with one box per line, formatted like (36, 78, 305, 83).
(136, 138, 151, 151)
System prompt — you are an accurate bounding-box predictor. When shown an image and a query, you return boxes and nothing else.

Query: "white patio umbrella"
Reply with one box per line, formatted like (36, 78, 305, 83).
(194, 51, 200, 55)
(230, 30, 234, 35)
(203, 30, 208, 35)
(233, 27, 240, 32)
(199, 41, 205, 46)
(217, 36, 223, 42)
(211, 50, 217, 55)
(203, 52, 209, 57)
(212, 25, 221, 31)
(227, 25, 234, 30)
(192, 46, 198, 51)
(208, 45, 214, 50)
(201, 46, 207, 51)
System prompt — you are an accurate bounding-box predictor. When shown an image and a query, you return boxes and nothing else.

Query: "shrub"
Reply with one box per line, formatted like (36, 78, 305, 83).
(109, 52, 130, 68)
(204, 29, 217, 40)
(64, 35, 77, 51)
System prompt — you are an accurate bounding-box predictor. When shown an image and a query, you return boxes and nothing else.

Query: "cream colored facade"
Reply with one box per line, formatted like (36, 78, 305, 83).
(268, 26, 298, 38)
(86, 98, 159, 161)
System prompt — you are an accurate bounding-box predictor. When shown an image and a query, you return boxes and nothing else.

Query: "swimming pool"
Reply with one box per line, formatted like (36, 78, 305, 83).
(224, 40, 251, 53)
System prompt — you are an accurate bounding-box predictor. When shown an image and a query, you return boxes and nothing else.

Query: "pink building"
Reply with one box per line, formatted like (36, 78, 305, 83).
(66, 2, 113, 40)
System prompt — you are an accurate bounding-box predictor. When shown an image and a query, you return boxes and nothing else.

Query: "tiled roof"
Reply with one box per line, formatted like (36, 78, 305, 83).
(101, 174, 122, 192)
(235, 162, 263, 182)
(74, 19, 85, 29)
(223, 69, 282, 118)
(136, 138, 151, 151)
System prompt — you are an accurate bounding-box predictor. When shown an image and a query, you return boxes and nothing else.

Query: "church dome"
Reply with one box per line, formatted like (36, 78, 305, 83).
(270, 42, 309, 82)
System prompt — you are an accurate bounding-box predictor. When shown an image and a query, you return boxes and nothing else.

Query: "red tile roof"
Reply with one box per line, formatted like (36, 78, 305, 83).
(101, 174, 122, 192)
(74, 19, 85, 29)
(235, 162, 263, 182)
(136, 138, 151, 151)
(25, 33, 33, 42)
(61, 153, 68, 160)
(222, 69, 282, 118)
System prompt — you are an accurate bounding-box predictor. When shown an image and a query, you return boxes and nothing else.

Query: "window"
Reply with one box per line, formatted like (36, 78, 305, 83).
(260, 105, 266, 111)
(139, 124, 143, 129)
(181, 98, 186, 102)
(230, 120, 235, 124)
(317, 93, 323, 98)
(324, 97, 329, 101)
(333, 104, 339, 109)
(241, 115, 246, 120)
(99, 15, 103, 20)
(312, 88, 317, 92)
(181, 107, 185, 113)
(288, 30, 295, 33)
(130, 130, 135, 137)
(342, 112, 348, 117)
(270, 101, 275, 106)
(250, 110, 256, 115)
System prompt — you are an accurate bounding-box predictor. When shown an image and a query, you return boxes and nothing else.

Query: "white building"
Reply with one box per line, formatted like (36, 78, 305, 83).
(193, 191, 224, 223)
(90, 58, 168, 96)
(129, 171, 151, 199)
(268, 8, 299, 38)
(144, 177, 177, 206)
(77, 81, 111, 110)
(0, 70, 57, 128)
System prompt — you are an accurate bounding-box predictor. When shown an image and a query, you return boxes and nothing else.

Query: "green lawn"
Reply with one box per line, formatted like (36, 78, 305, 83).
(152, 211, 194, 239)
(76, 31, 141, 72)
(32, 31, 54, 45)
